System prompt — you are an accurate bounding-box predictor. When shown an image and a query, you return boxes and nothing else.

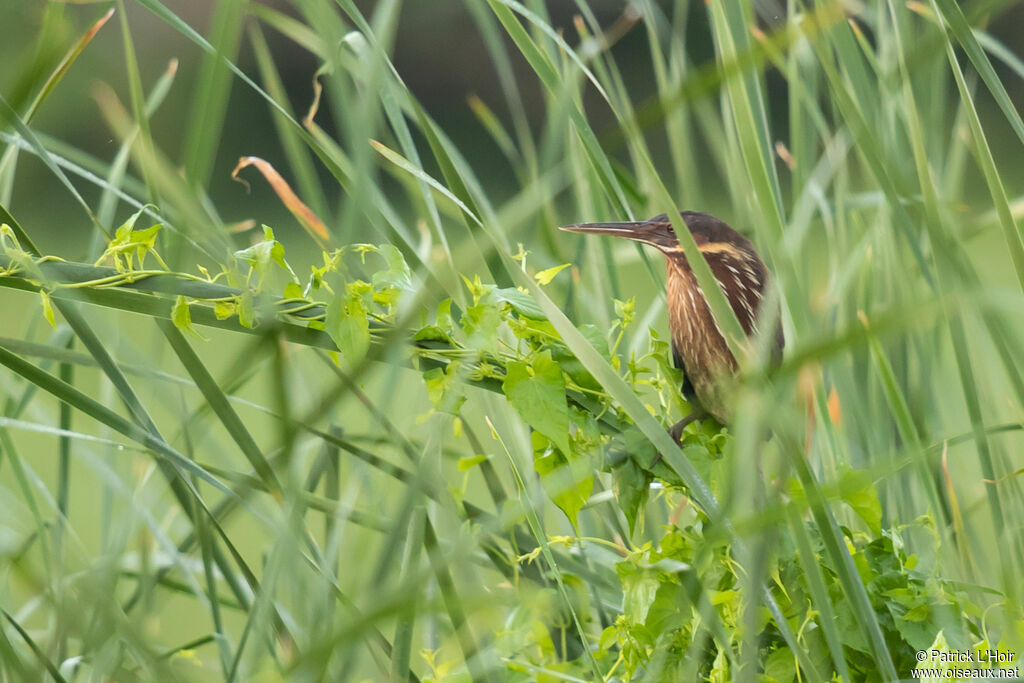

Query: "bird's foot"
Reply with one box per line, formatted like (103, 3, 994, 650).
(669, 408, 707, 444)
(650, 408, 708, 468)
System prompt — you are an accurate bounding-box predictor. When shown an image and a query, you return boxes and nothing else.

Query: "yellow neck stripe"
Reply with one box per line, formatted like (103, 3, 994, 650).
(664, 242, 746, 258)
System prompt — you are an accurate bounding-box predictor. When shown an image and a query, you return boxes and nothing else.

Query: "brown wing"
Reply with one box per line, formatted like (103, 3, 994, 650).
(707, 248, 766, 337)
(706, 247, 786, 366)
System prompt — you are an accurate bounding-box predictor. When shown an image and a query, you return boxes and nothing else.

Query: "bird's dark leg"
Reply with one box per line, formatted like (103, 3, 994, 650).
(648, 407, 708, 469)
(669, 407, 708, 444)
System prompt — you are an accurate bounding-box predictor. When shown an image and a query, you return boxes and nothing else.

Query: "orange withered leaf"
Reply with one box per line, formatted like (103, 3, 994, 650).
(231, 156, 330, 245)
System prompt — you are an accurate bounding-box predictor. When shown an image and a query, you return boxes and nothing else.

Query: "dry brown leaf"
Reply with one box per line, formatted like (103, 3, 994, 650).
(827, 386, 842, 428)
(231, 156, 330, 245)
(775, 141, 796, 170)
(303, 65, 330, 129)
(226, 219, 258, 234)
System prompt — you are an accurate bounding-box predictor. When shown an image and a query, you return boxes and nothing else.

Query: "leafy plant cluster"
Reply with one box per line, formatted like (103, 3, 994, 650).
(2, 221, 1003, 682)
(597, 517, 984, 682)
(2, 213, 683, 528)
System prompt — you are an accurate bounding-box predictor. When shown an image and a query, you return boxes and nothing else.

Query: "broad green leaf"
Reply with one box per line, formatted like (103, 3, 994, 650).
(99, 206, 164, 272)
(611, 430, 653, 536)
(172, 295, 193, 333)
(838, 467, 882, 536)
(370, 243, 413, 292)
(460, 299, 502, 355)
(414, 298, 455, 343)
(214, 300, 236, 320)
(763, 647, 798, 683)
(233, 225, 296, 288)
(532, 432, 592, 528)
(493, 286, 546, 320)
(550, 324, 609, 392)
(325, 281, 371, 366)
(502, 350, 570, 456)
(616, 560, 660, 624)
(423, 362, 466, 415)
(237, 291, 255, 328)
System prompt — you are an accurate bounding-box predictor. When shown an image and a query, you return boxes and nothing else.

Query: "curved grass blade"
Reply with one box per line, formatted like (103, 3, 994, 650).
(485, 0, 632, 218)
(0, 416, 146, 452)
(246, 22, 328, 220)
(182, 0, 245, 189)
(0, 94, 102, 233)
(0, 7, 114, 180)
(930, 0, 1024, 151)
(157, 319, 282, 494)
(786, 506, 852, 682)
(929, 0, 1024, 292)
(114, 0, 159, 206)
(0, 343, 229, 495)
(1, 609, 67, 683)
(0, 428, 54, 586)
(96, 58, 179, 243)
(390, 506, 424, 682)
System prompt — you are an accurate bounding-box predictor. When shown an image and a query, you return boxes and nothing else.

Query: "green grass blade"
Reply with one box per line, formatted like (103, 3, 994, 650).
(930, 0, 1024, 292)
(390, 506, 423, 682)
(0, 342, 229, 495)
(157, 319, 282, 494)
(246, 23, 328, 219)
(0, 94, 103, 233)
(181, 0, 246, 189)
(95, 58, 179, 248)
(114, 0, 159, 206)
(787, 507, 852, 682)
(486, 0, 632, 218)
(1, 610, 67, 683)
(931, 0, 1024, 150)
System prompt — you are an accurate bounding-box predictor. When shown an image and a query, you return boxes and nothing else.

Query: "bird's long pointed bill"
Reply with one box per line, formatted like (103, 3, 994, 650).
(558, 220, 656, 240)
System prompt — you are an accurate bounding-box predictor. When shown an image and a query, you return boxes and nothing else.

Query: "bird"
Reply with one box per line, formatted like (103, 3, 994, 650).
(559, 211, 784, 443)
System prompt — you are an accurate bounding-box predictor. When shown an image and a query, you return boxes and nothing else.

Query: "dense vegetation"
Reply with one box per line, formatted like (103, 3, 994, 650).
(1, 1, 1022, 681)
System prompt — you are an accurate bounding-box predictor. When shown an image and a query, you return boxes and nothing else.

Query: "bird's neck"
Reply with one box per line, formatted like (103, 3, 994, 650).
(665, 253, 695, 288)
(665, 256, 697, 329)
(664, 254, 734, 364)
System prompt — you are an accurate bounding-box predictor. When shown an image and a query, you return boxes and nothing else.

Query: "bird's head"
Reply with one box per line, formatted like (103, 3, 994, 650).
(561, 210, 761, 266)
(559, 211, 755, 261)
(559, 213, 688, 253)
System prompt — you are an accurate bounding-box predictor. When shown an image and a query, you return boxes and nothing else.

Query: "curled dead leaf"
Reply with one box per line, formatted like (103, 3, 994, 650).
(231, 156, 330, 245)
(304, 64, 330, 129)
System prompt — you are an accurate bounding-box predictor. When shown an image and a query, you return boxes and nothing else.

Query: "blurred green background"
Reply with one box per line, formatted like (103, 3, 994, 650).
(2, 1, 1024, 680)
(2, 1, 1024, 258)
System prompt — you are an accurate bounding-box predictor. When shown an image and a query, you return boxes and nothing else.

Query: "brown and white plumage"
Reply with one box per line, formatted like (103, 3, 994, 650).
(560, 211, 783, 428)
